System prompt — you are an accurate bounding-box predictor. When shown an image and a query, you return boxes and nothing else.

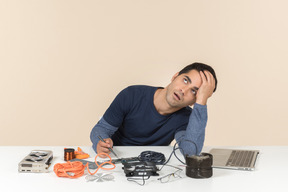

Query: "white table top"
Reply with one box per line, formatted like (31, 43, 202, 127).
(1, 146, 288, 192)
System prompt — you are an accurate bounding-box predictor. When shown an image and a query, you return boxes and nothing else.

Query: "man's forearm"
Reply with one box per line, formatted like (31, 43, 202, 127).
(90, 117, 118, 153)
(175, 103, 207, 156)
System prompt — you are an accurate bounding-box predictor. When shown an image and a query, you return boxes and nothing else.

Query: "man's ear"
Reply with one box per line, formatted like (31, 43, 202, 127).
(171, 72, 179, 82)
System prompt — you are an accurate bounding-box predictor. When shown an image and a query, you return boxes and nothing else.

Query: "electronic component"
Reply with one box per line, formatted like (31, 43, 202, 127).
(138, 151, 166, 165)
(185, 152, 213, 178)
(64, 148, 75, 161)
(18, 150, 53, 173)
(122, 161, 159, 177)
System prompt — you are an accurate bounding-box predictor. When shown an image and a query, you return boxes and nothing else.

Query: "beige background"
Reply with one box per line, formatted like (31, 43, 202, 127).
(1, 0, 287, 147)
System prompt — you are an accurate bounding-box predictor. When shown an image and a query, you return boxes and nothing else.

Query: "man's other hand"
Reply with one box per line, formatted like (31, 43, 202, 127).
(196, 70, 216, 105)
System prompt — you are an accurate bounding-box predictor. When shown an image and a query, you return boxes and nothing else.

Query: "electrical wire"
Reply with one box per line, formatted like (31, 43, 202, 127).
(127, 176, 150, 186)
(160, 139, 198, 170)
(138, 151, 166, 165)
(127, 139, 197, 185)
(53, 161, 85, 178)
(54, 153, 115, 179)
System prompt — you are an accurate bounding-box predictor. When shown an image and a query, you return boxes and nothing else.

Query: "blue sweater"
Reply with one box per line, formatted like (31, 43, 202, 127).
(90, 85, 207, 156)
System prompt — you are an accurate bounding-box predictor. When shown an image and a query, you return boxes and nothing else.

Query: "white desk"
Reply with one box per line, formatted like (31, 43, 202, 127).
(1, 146, 288, 192)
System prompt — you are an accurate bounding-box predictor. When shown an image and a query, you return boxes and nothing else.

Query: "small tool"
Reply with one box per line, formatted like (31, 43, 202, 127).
(98, 135, 119, 159)
(74, 147, 90, 159)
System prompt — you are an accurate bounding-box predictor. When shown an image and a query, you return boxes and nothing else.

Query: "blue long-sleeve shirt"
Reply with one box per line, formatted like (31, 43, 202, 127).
(90, 85, 207, 156)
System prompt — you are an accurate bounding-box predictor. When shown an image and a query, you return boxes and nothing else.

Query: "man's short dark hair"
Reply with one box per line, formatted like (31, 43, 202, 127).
(178, 62, 218, 92)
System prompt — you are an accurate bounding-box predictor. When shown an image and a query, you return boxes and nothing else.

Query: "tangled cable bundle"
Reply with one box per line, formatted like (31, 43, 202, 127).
(54, 161, 85, 178)
(138, 151, 166, 165)
(53, 153, 115, 179)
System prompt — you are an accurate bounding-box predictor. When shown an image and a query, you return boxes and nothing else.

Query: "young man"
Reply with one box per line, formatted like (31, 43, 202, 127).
(90, 62, 217, 156)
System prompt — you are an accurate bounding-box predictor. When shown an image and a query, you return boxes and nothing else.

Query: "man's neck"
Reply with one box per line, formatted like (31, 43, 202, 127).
(153, 88, 181, 115)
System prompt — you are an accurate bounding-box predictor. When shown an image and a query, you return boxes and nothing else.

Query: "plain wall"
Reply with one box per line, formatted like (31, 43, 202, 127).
(1, 0, 287, 146)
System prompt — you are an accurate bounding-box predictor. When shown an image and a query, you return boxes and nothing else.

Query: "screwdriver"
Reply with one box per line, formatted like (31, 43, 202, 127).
(98, 135, 119, 159)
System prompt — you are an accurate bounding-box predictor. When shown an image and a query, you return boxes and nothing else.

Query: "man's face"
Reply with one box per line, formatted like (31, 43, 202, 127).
(165, 70, 202, 109)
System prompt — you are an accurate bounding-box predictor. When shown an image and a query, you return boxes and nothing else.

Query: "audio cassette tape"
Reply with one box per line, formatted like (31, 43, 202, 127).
(18, 150, 53, 173)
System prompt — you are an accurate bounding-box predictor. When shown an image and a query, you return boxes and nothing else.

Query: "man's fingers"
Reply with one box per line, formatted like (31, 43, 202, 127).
(200, 71, 207, 82)
(99, 138, 112, 148)
(203, 71, 215, 90)
(100, 146, 111, 153)
(97, 145, 111, 158)
(97, 137, 114, 157)
(104, 138, 113, 147)
(202, 70, 211, 82)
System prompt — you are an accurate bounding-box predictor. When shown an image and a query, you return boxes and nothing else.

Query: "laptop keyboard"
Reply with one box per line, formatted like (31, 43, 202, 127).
(226, 150, 254, 167)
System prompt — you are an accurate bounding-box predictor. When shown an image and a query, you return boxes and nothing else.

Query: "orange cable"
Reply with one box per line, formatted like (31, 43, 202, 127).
(54, 161, 85, 178)
(53, 153, 115, 179)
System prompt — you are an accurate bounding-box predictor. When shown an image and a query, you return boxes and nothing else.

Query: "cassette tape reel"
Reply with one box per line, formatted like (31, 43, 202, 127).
(18, 150, 53, 173)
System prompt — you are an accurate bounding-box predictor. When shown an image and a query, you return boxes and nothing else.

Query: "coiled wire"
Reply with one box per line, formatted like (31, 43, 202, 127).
(138, 151, 166, 165)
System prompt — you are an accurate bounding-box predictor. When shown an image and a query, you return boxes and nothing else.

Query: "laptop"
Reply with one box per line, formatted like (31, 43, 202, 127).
(209, 148, 259, 171)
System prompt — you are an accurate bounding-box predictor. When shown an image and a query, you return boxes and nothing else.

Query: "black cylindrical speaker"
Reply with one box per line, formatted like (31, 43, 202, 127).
(185, 153, 213, 178)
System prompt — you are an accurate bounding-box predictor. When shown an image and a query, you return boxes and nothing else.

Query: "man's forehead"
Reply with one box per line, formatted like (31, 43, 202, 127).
(181, 70, 201, 79)
(180, 70, 202, 86)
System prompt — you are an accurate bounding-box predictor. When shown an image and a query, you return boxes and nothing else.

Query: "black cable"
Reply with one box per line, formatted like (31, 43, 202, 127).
(127, 176, 150, 186)
(138, 151, 166, 165)
(160, 139, 198, 170)
(177, 137, 199, 155)
(125, 139, 199, 185)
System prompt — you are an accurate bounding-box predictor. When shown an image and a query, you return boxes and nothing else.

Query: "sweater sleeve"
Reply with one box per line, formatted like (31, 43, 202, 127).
(90, 117, 119, 153)
(90, 87, 131, 153)
(174, 103, 207, 156)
